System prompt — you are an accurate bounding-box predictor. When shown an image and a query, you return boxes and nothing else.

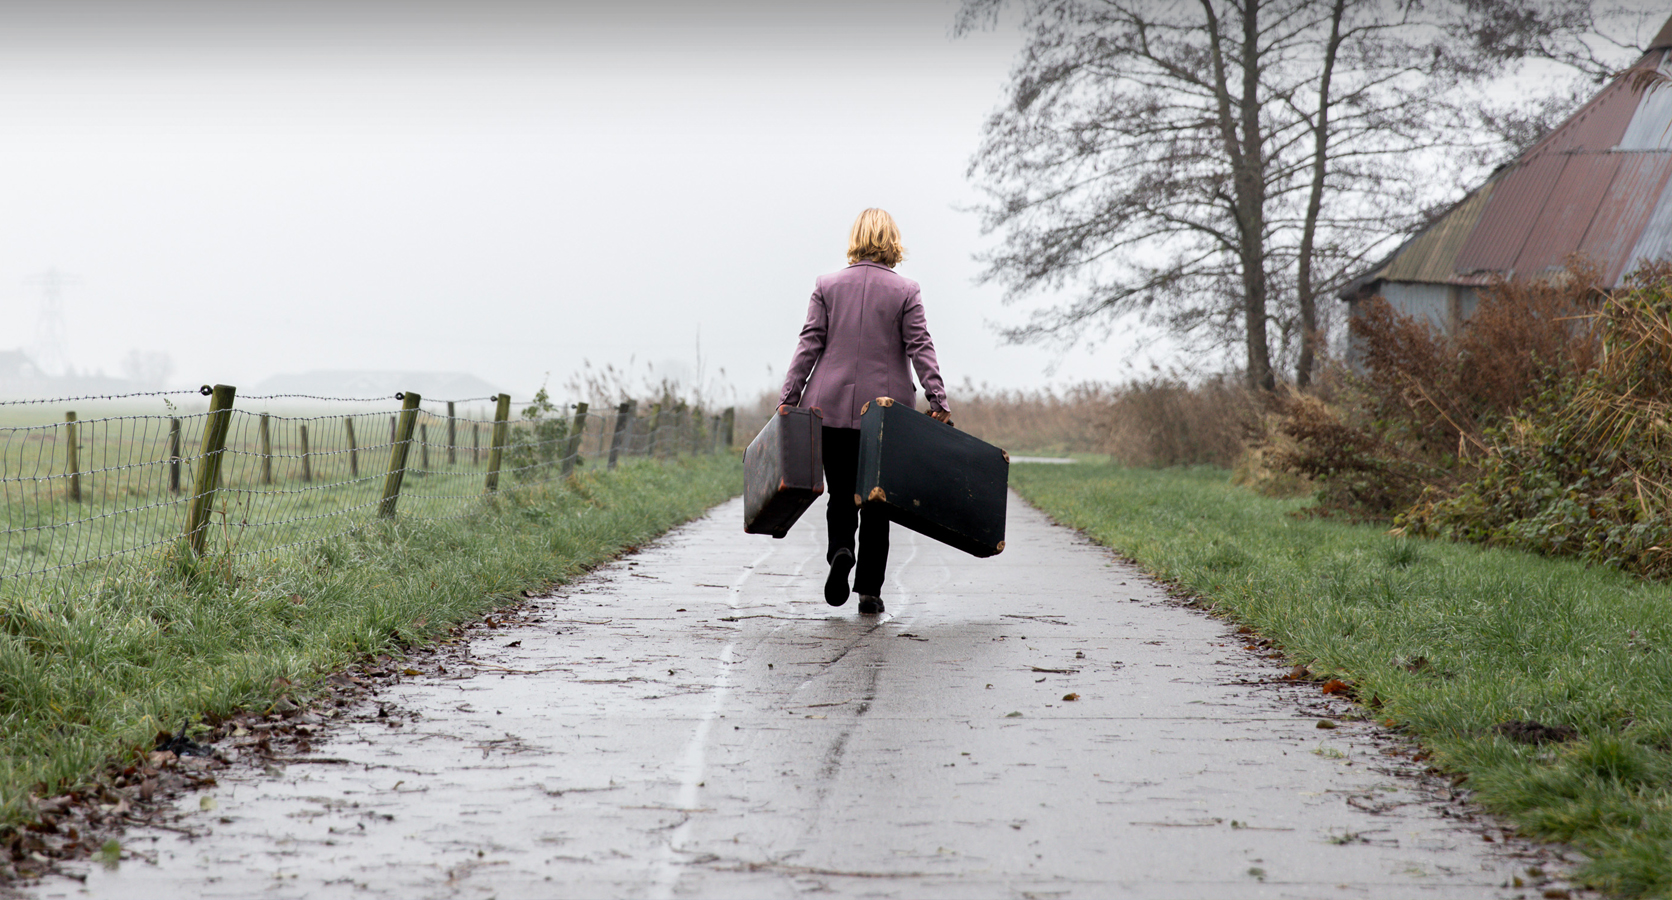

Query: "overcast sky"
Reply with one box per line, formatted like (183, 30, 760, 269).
(0, 0, 1181, 405)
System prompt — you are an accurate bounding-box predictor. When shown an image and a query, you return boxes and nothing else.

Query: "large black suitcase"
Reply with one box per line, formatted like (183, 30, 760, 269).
(743, 406, 824, 538)
(855, 397, 1008, 557)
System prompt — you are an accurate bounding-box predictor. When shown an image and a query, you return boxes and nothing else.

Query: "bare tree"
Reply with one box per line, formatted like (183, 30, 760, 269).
(959, 0, 1645, 390)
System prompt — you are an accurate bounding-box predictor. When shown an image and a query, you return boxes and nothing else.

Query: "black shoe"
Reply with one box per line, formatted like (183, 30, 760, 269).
(857, 594, 885, 615)
(825, 549, 854, 606)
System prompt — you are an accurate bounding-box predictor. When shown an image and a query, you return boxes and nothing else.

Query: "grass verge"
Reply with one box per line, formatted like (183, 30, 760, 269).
(1011, 461, 1672, 899)
(0, 454, 740, 828)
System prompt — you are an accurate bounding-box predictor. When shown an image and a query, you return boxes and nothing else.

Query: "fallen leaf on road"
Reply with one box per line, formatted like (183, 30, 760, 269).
(1316, 720, 1337, 729)
(1320, 679, 1351, 695)
(1030, 666, 1079, 674)
(402, 668, 422, 676)
(1062, 693, 1080, 702)
(1005, 711, 1024, 718)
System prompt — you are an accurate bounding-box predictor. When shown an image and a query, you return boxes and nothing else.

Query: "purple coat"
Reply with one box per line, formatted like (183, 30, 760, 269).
(778, 260, 949, 430)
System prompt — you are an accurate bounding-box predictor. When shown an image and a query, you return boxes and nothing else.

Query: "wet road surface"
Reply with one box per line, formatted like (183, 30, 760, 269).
(39, 492, 1572, 898)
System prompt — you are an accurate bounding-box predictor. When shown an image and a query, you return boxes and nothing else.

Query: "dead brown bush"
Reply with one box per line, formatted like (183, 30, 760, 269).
(1276, 258, 1606, 520)
(942, 382, 1118, 455)
(1102, 377, 1257, 468)
(1353, 259, 1603, 458)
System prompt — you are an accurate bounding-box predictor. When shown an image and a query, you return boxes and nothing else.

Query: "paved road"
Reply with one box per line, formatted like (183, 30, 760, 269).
(41, 491, 1567, 899)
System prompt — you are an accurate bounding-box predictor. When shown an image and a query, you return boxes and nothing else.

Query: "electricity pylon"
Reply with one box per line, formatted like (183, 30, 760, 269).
(23, 269, 76, 377)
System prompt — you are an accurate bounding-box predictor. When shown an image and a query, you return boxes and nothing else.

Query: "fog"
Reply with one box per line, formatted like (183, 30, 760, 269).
(0, 0, 1176, 404)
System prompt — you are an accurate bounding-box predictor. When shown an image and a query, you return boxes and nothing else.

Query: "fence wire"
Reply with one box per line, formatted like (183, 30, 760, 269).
(0, 391, 736, 600)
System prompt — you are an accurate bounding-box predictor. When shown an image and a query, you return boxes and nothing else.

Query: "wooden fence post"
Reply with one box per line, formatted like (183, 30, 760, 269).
(446, 401, 457, 466)
(419, 422, 431, 476)
(299, 424, 312, 482)
(485, 393, 511, 494)
(561, 402, 588, 479)
(723, 407, 735, 448)
(258, 413, 273, 485)
(64, 411, 81, 503)
(378, 392, 422, 518)
(607, 400, 633, 470)
(345, 417, 358, 477)
(472, 421, 481, 464)
(389, 416, 396, 446)
(710, 415, 721, 454)
(183, 384, 237, 556)
(168, 417, 182, 493)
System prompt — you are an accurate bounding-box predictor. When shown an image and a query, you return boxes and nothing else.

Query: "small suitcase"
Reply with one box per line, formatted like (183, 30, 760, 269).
(855, 397, 1008, 557)
(743, 406, 825, 538)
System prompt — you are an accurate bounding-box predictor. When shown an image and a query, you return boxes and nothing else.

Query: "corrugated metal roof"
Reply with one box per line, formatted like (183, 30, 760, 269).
(1453, 153, 1566, 274)
(1514, 153, 1623, 274)
(1377, 181, 1497, 283)
(1522, 69, 1643, 159)
(1652, 16, 1672, 50)
(1627, 173, 1672, 272)
(1348, 23, 1672, 295)
(1580, 152, 1672, 283)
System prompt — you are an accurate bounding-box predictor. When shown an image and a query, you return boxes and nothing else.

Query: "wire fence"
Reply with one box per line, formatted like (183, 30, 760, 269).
(0, 385, 736, 601)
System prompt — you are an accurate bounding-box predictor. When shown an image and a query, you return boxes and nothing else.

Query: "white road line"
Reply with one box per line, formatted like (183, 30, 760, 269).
(882, 528, 921, 625)
(648, 546, 771, 898)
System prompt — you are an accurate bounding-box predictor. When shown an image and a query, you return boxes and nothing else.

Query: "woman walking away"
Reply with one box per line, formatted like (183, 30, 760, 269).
(778, 208, 951, 615)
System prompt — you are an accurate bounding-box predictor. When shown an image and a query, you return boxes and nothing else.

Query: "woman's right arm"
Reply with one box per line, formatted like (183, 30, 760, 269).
(778, 284, 828, 408)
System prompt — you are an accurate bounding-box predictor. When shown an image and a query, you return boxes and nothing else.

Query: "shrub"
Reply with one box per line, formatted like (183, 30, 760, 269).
(942, 382, 1119, 455)
(1277, 259, 1608, 521)
(1102, 377, 1256, 468)
(1351, 259, 1602, 459)
(1399, 265, 1672, 577)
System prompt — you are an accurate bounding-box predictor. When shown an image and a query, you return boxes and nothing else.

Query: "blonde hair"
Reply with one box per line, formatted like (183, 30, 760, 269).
(847, 208, 906, 267)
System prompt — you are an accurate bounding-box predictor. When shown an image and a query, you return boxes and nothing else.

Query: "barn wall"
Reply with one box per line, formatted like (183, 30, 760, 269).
(1380, 282, 1452, 331)
(1344, 281, 1479, 371)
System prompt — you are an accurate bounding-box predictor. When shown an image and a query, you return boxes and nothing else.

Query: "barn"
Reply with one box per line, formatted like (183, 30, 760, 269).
(1340, 17, 1672, 346)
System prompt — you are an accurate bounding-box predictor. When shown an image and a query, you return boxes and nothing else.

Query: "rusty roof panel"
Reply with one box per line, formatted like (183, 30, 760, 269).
(1654, 14, 1672, 50)
(1524, 70, 1642, 158)
(1514, 153, 1623, 275)
(1378, 183, 1497, 284)
(1453, 153, 1567, 274)
(1626, 176, 1672, 279)
(1579, 153, 1672, 284)
(1348, 31, 1672, 294)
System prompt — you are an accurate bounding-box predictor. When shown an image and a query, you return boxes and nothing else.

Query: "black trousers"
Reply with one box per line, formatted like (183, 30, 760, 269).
(822, 426, 889, 596)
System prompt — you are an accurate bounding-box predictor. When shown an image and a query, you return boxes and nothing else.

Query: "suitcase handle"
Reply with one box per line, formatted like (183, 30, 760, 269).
(860, 397, 955, 428)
